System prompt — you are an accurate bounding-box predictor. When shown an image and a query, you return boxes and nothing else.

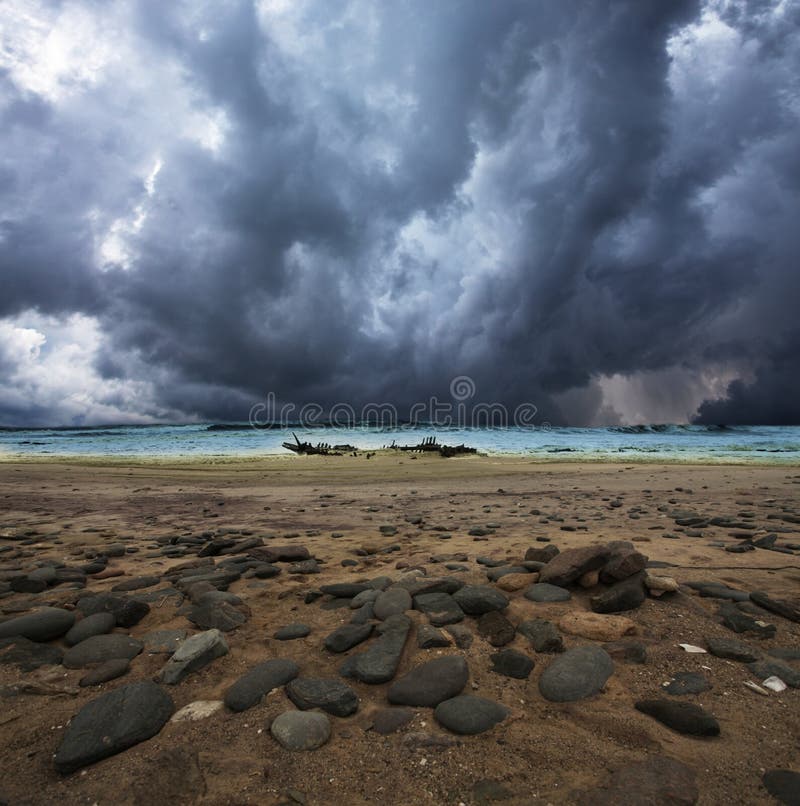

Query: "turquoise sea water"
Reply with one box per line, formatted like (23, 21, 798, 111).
(1, 423, 799, 464)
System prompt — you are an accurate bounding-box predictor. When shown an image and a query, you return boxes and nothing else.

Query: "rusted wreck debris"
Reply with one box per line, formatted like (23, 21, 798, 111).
(282, 433, 356, 456)
(389, 435, 477, 458)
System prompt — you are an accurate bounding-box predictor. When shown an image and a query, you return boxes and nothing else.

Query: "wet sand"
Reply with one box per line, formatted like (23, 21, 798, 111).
(1, 455, 799, 805)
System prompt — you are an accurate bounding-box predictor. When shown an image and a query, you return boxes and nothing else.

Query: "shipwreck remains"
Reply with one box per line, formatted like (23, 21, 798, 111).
(389, 435, 477, 458)
(282, 433, 356, 456)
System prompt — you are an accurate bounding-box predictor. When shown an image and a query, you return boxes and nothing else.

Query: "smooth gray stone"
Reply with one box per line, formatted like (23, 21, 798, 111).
(270, 710, 330, 751)
(225, 658, 300, 711)
(76, 594, 149, 628)
(63, 635, 143, 668)
(524, 583, 571, 603)
(0, 607, 75, 642)
(188, 600, 247, 632)
(142, 629, 187, 654)
(350, 589, 380, 608)
(517, 619, 564, 653)
(539, 646, 614, 702)
(319, 583, 370, 598)
(324, 622, 373, 653)
(417, 624, 452, 648)
(111, 576, 162, 592)
(665, 672, 711, 695)
(705, 636, 760, 663)
(590, 577, 646, 614)
(373, 587, 412, 620)
(413, 592, 464, 626)
(286, 678, 359, 717)
(762, 769, 800, 806)
(748, 659, 800, 688)
(274, 623, 311, 640)
(490, 648, 535, 679)
(0, 636, 63, 670)
(452, 585, 508, 615)
(79, 658, 130, 687)
(64, 613, 116, 647)
(54, 681, 174, 773)
(635, 699, 720, 736)
(370, 707, 415, 735)
(388, 656, 469, 707)
(349, 614, 411, 684)
(434, 695, 509, 735)
(157, 629, 229, 685)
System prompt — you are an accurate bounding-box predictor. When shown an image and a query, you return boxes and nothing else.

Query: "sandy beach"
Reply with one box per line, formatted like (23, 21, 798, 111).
(1, 454, 799, 805)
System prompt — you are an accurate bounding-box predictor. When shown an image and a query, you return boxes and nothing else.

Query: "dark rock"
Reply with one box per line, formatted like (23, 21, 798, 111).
(350, 602, 375, 624)
(111, 576, 162, 592)
(252, 545, 311, 563)
(370, 707, 415, 735)
(270, 710, 330, 751)
(576, 755, 698, 806)
(635, 699, 720, 737)
(289, 559, 320, 574)
(0, 607, 75, 642)
(417, 624, 451, 648)
(452, 585, 509, 615)
(477, 611, 516, 647)
(387, 656, 469, 706)
(434, 695, 508, 735)
(590, 577, 646, 614)
(64, 613, 116, 647)
(286, 678, 359, 717)
(762, 770, 800, 806)
(54, 681, 174, 773)
(601, 640, 647, 664)
(347, 614, 411, 684)
(517, 619, 564, 653)
(489, 648, 534, 679)
(0, 636, 63, 670)
(665, 672, 711, 695)
(719, 602, 776, 637)
(748, 659, 800, 688)
(225, 658, 300, 711)
(157, 629, 229, 685)
(319, 583, 370, 598)
(413, 592, 465, 626)
(76, 594, 149, 628)
(63, 634, 143, 668)
(539, 646, 614, 702)
(524, 583, 571, 603)
(142, 629, 187, 654)
(79, 658, 130, 686)
(274, 623, 311, 641)
(524, 545, 559, 563)
(768, 647, 800, 661)
(324, 622, 373, 653)
(600, 546, 648, 583)
(373, 587, 412, 620)
(188, 599, 248, 632)
(750, 591, 800, 624)
(538, 544, 610, 587)
(705, 636, 760, 663)
(445, 624, 473, 649)
(9, 576, 47, 593)
(402, 577, 464, 597)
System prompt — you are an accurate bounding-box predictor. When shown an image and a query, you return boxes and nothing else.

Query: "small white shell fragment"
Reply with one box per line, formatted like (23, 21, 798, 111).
(762, 676, 787, 692)
(744, 680, 769, 696)
(678, 643, 707, 653)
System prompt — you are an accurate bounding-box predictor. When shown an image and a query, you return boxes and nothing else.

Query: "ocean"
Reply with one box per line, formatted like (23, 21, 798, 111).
(1, 423, 799, 464)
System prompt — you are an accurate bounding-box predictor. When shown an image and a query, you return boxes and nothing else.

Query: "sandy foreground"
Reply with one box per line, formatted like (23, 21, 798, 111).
(0, 454, 798, 805)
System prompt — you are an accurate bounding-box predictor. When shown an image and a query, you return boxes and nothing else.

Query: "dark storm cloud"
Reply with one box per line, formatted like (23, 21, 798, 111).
(0, 0, 798, 425)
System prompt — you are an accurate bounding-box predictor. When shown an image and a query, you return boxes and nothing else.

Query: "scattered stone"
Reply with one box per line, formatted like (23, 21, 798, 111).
(452, 585, 509, 615)
(601, 639, 647, 664)
(0, 636, 63, 670)
(388, 656, 469, 706)
(287, 678, 359, 717)
(63, 612, 116, 647)
(748, 659, 800, 688)
(705, 636, 760, 663)
(274, 623, 311, 641)
(538, 545, 610, 587)
(496, 573, 536, 592)
(188, 599, 248, 632)
(635, 700, 720, 736)
(417, 624, 452, 648)
(517, 619, 564, 653)
(413, 592, 465, 626)
(324, 623, 373, 653)
(762, 770, 800, 806)
(645, 574, 679, 597)
(578, 569, 599, 588)
(54, 681, 174, 774)
(434, 695, 508, 735)
(320, 583, 370, 598)
(719, 603, 776, 638)
(79, 658, 130, 686)
(444, 624, 474, 649)
(558, 612, 637, 642)
(665, 672, 712, 695)
(111, 575, 162, 592)
(373, 587, 412, 620)
(270, 710, 330, 751)
(225, 658, 300, 711)
(750, 591, 800, 624)
(477, 611, 516, 647)
(142, 629, 187, 654)
(524, 545, 559, 563)
(76, 594, 149, 629)
(347, 614, 411, 684)
(524, 583, 571, 603)
(600, 545, 647, 583)
(0, 607, 75, 642)
(370, 707, 415, 735)
(157, 629, 229, 685)
(63, 635, 143, 668)
(590, 577, 646, 613)
(538, 645, 614, 702)
(490, 648, 534, 679)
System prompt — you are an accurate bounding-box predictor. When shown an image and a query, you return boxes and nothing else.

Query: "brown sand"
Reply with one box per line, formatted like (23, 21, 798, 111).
(0, 455, 799, 805)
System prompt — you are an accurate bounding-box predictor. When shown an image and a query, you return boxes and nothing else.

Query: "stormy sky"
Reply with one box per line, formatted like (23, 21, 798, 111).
(1, 0, 798, 427)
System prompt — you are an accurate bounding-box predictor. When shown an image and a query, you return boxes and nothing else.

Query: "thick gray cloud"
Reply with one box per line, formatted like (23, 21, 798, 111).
(0, 0, 798, 426)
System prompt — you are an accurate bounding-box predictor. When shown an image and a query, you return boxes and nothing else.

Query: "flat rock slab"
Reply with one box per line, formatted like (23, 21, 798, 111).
(319, 583, 370, 598)
(171, 700, 225, 723)
(54, 680, 174, 774)
(270, 710, 330, 751)
(76, 594, 149, 629)
(324, 622, 373, 653)
(142, 629, 188, 654)
(274, 623, 311, 640)
(370, 707, 415, 735)
(705, 636, 760, 663)
(111, 576, 162, 592)
(0, 636, 63, 671)
(524, 583, 571, 603)
(287, 678, 359, 717)
(413, 592, 465, 626)
(748, 659, 800, 688)
(590, 577, 646, 614)
(517, 619, 564, 653)
(157, 629, 229, 685)
(417, 624, 452, 648)
(538, 545, 610, 587)
(373, 587, 412, 620)
(559, 612, 637, 642)
(762, 770, 800, 806)
(490, 648, 535, 679)
(388, 655, 469, 706)
(453, 586, 509, 615)
(0, 607, 75, 642)
(64, 613, 117, 647)
(576, 755, 698, 806)
(665, 672, 711, 695)
(63, 635, 143, 669)
(477, 611, 516, 647)
(635, 699, 720, 737)
(601, 640, 647, 664)
(225, 658, 300, 711)
(347, 614, 411, 684)
(539, 645, 614, 702)
(188, 600, 248, 632)
(79, 658, 130, 687)
(750, 591, 800, 623)
(434, 695, 509, 735)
